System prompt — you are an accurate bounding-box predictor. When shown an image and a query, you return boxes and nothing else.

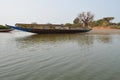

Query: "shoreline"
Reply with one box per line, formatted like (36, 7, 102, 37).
(89, 29, 120, 34)
(89, 26, 120, 34)
(92, 26, 119, 30)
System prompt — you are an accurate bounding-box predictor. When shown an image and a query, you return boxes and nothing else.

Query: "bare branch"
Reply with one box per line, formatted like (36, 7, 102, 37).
(77, 12, 94, 27)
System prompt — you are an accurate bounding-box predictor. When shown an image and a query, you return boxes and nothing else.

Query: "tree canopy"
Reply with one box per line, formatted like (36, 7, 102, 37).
(74, 12, 94, 28)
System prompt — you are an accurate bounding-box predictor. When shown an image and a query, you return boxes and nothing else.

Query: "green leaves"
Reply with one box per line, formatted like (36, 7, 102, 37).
(0, 25, 10, 29)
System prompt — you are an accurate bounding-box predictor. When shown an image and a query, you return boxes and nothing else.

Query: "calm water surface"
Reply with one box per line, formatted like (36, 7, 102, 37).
(0, 30, 120, 80)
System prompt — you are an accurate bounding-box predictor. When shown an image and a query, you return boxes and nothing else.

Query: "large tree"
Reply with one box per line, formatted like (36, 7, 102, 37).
(77, 12, 94, 28)
(102, 17, 114, 26)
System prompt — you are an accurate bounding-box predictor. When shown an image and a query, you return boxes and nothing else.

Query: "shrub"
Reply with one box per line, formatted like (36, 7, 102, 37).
(0, 25, 10, 29)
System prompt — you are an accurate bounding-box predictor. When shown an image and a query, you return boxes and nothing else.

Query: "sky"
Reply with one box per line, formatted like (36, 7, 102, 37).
(0, 0, 120, 25)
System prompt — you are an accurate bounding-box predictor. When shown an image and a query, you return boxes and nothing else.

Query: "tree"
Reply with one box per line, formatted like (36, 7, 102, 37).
(77, 12, 94, 28)
(73, 18, 80, 24)
(117, 22, 120, 26)
(31, 22, 37, 24)
(102, 17, 114, 26)
(65, 23, 72, 27)
(103, 17, 114, 22)
(95, 19, 104, 26)
(93, 17, 114, 27)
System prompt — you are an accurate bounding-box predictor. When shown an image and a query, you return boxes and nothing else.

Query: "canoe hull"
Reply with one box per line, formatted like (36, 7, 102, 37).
(29, 29, 91, 34)
(0, 29, 12, 32)
(6, 25, 91, 34)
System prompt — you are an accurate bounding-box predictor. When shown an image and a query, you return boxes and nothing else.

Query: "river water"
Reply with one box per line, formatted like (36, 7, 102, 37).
(0, 30, 120, 80)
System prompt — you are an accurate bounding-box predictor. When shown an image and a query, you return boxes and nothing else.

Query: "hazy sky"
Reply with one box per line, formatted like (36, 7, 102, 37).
(0, 0, 120, 25)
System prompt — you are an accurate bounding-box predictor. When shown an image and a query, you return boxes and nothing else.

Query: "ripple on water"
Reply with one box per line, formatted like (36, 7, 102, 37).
(0, 31, 120, 80)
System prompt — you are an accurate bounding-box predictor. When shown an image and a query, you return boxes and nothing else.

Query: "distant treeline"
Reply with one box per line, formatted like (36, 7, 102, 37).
(1, 12, 120, 29)
(65, 12, 120, 29)
(90, 17, 120, 29)
(65, 16, 120, 29)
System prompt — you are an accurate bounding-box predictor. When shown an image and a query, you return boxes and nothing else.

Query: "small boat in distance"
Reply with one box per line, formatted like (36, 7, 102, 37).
(0, 29, 13, 32)
(6, 23, 92, 34)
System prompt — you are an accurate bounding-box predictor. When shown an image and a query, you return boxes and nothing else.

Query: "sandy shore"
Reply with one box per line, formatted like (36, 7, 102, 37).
(90, 29, 120, 34)
(89, 27, 120, 34)
(92, 26, 115, 30)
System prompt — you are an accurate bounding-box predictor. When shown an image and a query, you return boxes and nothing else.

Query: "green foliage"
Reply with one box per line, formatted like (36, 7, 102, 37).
(115, 26, 120, 29)
(103, 17, 114, 22)
(90, 17, 115, 27)
(73, 18, 80, 24)
(0, 25, 10, 29)
(110, 25, 120, 29)
(102, 17, 114, 26)
(64, 23, 72, 27)
(89, 21, 97, 27)
(95, 19, 104, 26)
(109, 23, 117, 25)
(117, 22, 120, 26)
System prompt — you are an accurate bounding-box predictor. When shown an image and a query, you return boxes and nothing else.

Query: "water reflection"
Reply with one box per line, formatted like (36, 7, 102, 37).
(1, 31, 120, 80)
(15, 34, 94, 47)
(96, 35, 112, 43)
(14, 33, 114, 49)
